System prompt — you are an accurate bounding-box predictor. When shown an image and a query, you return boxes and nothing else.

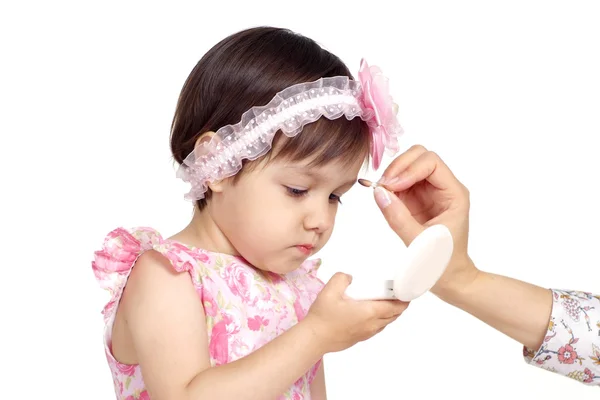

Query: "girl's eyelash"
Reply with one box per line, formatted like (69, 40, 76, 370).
(286, 187, 308, 197)
(329, 194, 342, 204)
(285, 187, 342, 204)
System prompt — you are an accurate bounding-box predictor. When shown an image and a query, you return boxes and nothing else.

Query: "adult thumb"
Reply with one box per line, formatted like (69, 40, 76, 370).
(374, 187, 424, 246)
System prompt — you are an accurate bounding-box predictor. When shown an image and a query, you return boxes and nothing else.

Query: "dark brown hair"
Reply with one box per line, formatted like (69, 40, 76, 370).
(170, 26, 371, 210)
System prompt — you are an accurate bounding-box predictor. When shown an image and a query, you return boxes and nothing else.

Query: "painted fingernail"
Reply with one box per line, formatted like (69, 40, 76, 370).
(374, 187, 392, 208)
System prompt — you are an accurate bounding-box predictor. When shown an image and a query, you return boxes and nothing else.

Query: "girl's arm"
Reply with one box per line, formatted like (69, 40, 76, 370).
(121, 250, 407, 400)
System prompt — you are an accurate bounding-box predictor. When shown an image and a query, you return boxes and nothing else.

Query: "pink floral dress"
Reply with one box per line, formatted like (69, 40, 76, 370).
(92, 227, 325, 399)
(524, 289, 600, 385)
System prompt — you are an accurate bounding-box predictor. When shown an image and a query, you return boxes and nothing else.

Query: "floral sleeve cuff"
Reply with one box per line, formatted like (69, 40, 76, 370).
(524, 289, 600, 385)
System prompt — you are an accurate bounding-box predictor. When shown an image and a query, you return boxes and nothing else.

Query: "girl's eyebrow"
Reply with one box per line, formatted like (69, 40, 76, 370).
(282, 166, 357, 188)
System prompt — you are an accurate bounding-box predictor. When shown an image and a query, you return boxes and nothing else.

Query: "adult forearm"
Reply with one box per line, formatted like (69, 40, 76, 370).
(438, 265, 553, 350)
(185, 317, 325, 400)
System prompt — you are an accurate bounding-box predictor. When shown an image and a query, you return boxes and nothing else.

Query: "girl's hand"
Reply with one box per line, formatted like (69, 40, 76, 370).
(305, 272, 409, 353)
(373, 145, 478, 300)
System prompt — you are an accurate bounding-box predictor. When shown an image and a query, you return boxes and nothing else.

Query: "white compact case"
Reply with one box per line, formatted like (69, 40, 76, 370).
(344, 224, 454, 302)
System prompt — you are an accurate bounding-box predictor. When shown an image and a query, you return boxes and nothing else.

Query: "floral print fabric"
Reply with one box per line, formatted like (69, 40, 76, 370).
(524, 289, 600, 385)
(92, 227, 325, 399)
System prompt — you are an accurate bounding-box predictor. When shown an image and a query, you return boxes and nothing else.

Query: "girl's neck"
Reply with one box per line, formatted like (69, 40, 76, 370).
(170, 206, 240, 257)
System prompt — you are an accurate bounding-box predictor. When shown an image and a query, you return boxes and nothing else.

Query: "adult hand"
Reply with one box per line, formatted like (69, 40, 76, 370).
(373, 145, 478, 299)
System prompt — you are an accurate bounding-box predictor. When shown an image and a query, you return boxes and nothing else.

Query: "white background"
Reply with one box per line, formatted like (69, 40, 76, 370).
(2, 0, 600, 398)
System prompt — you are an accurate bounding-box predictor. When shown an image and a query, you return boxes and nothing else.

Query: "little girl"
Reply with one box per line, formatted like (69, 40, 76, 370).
(92, 26, 407, 400)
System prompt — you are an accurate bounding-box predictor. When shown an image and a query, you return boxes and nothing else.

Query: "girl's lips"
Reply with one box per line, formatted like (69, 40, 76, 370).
(295, 245, 314, 255)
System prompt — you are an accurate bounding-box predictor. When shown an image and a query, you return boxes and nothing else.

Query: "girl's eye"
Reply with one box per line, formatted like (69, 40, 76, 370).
(285, 186, 342, 204)
(286, 187, 308, 197)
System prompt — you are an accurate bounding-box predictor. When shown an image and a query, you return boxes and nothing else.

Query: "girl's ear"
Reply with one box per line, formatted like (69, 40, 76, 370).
(208, 176, 226, 194)
(194, 130, 217, 150)
(194, 131, 226, 193)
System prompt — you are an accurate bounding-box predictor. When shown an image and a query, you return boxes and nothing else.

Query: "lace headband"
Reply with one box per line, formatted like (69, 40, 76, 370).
(176, 59, 403, 201)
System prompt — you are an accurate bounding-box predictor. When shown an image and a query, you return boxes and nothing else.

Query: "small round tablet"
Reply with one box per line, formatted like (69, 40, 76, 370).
(393, 224, 454, 301)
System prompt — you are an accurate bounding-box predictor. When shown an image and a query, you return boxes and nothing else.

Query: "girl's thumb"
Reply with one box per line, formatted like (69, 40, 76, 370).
(374, 187, 424, 246)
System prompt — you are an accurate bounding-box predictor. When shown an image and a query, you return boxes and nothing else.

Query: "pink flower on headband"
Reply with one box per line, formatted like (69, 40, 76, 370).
(358, 59, 401, 170)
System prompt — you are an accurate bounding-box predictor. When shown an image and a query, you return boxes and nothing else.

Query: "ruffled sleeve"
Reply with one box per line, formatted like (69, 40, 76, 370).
(91, 227, 197, 323)
(524, 289, 600, 385)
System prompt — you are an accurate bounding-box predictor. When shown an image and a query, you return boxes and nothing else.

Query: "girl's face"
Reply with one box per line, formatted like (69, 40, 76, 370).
(208, 155, 364, 273)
